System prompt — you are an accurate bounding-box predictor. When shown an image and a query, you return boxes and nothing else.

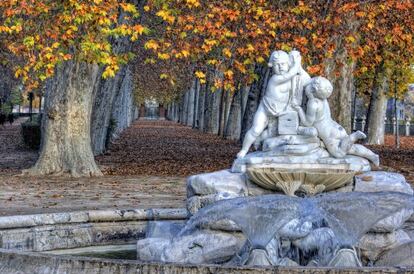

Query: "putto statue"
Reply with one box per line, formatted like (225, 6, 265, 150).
(292, 77, 379, 166)
(234, 50, 379, 173)
(237, 50, 311, 158)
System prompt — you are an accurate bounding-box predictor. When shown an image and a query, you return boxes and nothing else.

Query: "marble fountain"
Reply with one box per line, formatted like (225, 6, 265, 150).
(1, 50, 413, 273)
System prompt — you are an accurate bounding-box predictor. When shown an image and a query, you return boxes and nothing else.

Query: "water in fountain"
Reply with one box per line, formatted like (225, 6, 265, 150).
(180, 192, 414, 266)
(180, 194, 303, 249)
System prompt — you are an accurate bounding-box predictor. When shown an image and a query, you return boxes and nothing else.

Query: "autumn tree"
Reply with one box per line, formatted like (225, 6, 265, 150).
(145, 0, 414, 141)
(354, 1, 414, 144)
(0, 0, 145, 176)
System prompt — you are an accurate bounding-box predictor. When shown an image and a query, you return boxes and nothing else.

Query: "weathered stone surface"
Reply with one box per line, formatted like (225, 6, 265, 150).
(0, 209, 188, 252)
(245, 180, 274, 196)
(246, 163, 354, 196)
(371, 209, 414, 233)
(332, 183, 354, 193)
(278, 111, 299, 135)
(136, 237, 170, 262)
(266, 143, 321, 156)
(233, 151, 370, 173)
(232, 148, 330, 173)
(187, 192, 241, 214)
(206, 219, 241, 232)
(327, 249, 361, 267)
(161, 231, 245, 264)
(262, 135, 320, 152)
(318, 155, 371, 172)
(145, 221, 184, 239)
(0, 221, 146, 252)
(2, 248, 406, 274)
(355, 171, 413, 195)
(402, 220, 414, 240)
(375, 241, 414, 267)
(355, 171, 413, 232)
(187, 170, 248, 197)
(357, 229, 412, 262)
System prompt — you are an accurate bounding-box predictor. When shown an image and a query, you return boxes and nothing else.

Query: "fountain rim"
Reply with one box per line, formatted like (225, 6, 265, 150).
(0, 248, 412, 272)
(0, 205, 412, 271)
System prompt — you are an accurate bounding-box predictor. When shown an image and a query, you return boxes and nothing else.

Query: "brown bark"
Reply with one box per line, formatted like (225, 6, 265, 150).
(192, 79, 200, 128)
(324, 49, 355, 133)
(139, 104, 145, 118)
(159, 104, 166, 119)
(366, 74, 388, 145)
(197, 81, 206, 131)
(241, 65, 270, 140)
(22, 61, 102, 177)
(225, 87, 243, 140)
(218, 88, 228, 137)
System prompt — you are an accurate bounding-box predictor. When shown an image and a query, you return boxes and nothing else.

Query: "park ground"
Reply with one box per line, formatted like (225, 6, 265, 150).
(0, 119, 413, 216)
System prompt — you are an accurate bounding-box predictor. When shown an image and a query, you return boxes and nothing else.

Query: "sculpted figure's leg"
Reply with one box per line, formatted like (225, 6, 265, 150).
(323, 139, 347, 158)
(237, 104, 269, 158)
(348, 144, 380, 167)
(339, 131, 366, 153)
(349, 130, 366, 142)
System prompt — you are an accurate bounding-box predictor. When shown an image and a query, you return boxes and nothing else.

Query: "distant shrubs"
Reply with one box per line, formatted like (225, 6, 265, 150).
(21, 115, 41, 149)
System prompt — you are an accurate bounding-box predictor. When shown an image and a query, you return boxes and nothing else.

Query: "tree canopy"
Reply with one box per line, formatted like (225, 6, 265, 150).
(0, 0, 145, 90)
(142, 0, 414, 94)
(1, 0, 413, 99)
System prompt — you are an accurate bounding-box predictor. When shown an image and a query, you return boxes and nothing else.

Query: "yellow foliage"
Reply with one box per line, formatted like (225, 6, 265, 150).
(222, 48, 232, 58)
(158, 52, 170, 60)
(145, 40, 160, 51)
(194, 71, 206, 80)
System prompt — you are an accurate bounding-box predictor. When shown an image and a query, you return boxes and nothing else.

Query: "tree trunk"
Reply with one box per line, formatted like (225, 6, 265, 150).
(192, 79, 200, 128)
(109, 68, 136, 142)
(210, 87, 221, 134)
(218, 88, 228, 137)
(23, 61, 102, 177)
(365, 75, 388, 145)
(225, 87, 243, 140)
(174, 102, 179, 122)
(325, 49, 355, 133)
(241, 65, 270, 139)
(186, 80, 196, 126)
(198, 81, 206, 131)
(203, 80, 213, 133)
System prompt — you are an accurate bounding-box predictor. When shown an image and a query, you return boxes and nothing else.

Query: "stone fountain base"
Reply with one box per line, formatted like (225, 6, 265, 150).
(142, 169, 414, 267)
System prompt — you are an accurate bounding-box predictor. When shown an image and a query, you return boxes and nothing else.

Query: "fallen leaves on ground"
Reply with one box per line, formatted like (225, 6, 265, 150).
(1, 119, 414, 184)
(367, 135, 414, 183)
(96, 120, 241, 176)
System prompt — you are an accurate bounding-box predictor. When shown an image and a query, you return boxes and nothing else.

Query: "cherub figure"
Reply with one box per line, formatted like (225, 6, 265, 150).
(237, 50, 311, 158)
(292, 76, 379, 166)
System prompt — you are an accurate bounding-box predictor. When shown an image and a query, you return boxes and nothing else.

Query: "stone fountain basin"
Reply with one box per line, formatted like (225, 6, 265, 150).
(246, 163, 355, 196)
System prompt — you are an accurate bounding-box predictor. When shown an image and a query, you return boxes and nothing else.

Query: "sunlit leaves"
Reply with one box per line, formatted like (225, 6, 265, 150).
(0, 0, 144, 89)
(195, 71, 206, 84)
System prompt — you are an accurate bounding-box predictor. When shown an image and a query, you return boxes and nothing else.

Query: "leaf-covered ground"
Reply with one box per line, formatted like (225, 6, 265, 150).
(96, 120, 241, 176)
(1, 119, 414, 181)
(368, 135, 414, 183)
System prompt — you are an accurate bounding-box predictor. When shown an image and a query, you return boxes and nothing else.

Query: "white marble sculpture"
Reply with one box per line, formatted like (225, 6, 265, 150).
(292, 76, 379, 166)
(236, 50, 379, 169)
(237, 50, 311, 158)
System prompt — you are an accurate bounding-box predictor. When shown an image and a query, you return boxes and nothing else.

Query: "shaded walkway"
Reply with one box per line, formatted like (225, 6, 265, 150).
(96, 120, 241, 176)
(0, 118, 38, 175)
(0, 120, 240, 216)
